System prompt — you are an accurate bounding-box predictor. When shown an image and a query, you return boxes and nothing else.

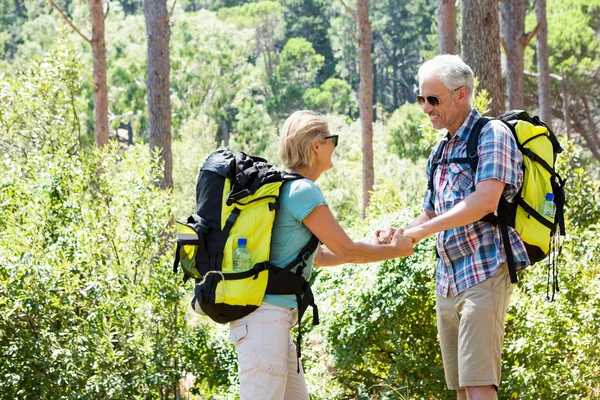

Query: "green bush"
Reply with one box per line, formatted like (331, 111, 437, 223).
(0, 38, 234, 399)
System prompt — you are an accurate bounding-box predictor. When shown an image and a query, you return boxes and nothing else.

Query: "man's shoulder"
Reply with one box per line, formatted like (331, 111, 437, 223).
(479, 118, 512, 139)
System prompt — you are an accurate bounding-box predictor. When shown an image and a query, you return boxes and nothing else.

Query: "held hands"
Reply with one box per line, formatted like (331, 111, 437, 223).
(373, 225, 428, 245)
(372, 226, 414, 256)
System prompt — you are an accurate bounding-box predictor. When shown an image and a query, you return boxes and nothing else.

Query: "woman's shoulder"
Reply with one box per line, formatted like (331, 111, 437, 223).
(283, 178, 326, 205)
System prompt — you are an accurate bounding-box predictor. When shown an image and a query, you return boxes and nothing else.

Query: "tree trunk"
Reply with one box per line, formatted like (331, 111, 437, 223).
(392, 62, 398, 109)
(581, 94, 600, 161)
(461, 0, 505, 116)
(438, 0, 457, 55)
(357, 0, 374, 218)
(90, 0, 109, 148)
(535, 0, 551, 124)
(501, 0, 540, 110)
(144, 0, 173, 190)
(372, 60, 377, 122)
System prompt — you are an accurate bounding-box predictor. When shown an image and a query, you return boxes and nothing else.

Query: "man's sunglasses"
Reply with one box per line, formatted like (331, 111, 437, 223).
(324, 135, 339, 147)
(416, 87, 462, 107)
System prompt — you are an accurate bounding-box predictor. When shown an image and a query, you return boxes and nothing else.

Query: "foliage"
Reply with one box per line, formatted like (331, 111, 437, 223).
(307, 213, 447, 400)
(386, 103, 433, 162)
(0, 39, 235, 399)
(501, 226, 600, 399)
(279, 0, 335, 82)
(555, 139, 600, 230)
(269, 37, 324, 117)
(315, 115, 428, 229)
(303, 77, 357, 116)
(0, 2, 599, 399)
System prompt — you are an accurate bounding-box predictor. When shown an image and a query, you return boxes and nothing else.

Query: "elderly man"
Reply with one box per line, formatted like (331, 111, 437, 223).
(392, 55, 529, 399)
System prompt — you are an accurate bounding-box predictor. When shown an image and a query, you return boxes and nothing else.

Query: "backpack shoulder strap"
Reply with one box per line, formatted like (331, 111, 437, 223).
(283, 172, 305, 182)
(466, 116, 491, 173)
(427, 139, 448, 210)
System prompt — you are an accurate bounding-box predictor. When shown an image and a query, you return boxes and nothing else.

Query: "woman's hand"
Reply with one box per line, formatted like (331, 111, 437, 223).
(374, 226, 398, 244)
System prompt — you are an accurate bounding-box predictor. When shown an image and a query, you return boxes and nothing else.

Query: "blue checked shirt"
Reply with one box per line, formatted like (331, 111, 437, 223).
(423, 108, 530, 297)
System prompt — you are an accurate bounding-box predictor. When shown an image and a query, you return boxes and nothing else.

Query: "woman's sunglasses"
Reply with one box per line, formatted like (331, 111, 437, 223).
(324, 135, 339, 147)
(416, 87, 462, 107)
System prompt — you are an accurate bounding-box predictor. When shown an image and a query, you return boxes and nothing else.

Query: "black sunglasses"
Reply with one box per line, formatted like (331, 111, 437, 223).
(324, 135, 339, 147)
(417, 87, 462, 107)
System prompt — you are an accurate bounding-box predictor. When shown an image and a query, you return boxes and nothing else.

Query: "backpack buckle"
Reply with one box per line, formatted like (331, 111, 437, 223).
(301, 251, 311, 262)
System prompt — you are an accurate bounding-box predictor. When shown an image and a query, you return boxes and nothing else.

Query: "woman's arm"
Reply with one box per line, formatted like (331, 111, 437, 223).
(313, 247, 344, 267)
(305, 205, 413, 266)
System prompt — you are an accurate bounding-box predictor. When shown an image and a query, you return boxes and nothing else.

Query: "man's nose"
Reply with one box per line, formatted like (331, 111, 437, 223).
(422, 101, 434, 114)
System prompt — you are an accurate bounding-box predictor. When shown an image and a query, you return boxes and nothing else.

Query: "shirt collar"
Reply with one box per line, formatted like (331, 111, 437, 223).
(446, 108, 481, 142)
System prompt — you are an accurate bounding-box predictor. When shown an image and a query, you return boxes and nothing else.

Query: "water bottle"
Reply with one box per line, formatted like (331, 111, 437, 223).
(541, 193, 556, 219)
(233, 238, 252, 273)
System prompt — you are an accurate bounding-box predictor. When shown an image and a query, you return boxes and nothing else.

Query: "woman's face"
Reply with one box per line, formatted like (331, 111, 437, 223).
(314, 134, 336, 172)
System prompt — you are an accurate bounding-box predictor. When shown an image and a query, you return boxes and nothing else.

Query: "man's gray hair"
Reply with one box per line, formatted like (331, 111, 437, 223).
(418, 55, 475, 102)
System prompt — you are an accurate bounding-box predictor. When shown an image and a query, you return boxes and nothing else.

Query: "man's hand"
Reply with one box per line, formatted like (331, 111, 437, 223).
(391, 229, 414, 256)
(402, 225, 429, 244)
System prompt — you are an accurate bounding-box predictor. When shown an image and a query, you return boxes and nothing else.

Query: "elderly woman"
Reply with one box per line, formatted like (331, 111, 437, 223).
(229, 110, 413, 400)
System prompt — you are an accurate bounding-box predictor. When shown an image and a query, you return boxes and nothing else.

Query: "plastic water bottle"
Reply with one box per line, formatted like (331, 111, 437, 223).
(541, 193, 556, 219)
(233, 238, 252, 273)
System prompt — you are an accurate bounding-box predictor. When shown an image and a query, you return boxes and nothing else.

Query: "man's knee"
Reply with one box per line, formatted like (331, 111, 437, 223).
(463, 385, 497, 400)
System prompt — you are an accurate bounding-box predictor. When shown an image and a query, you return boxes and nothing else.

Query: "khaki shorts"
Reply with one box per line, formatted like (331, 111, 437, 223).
(436, 263, 513, 390)
(229, 302, 309, 400)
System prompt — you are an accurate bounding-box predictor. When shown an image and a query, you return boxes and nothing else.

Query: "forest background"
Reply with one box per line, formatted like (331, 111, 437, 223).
(0, 0, 599, 399)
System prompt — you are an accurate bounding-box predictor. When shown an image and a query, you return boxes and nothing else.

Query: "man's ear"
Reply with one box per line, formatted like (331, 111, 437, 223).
(459, 86, 469, 103)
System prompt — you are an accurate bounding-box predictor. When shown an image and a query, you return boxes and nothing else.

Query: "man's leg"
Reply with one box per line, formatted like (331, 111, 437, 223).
(436, 292, 461, 392)
(456, 264, 513, 395)
(464, 385, 497, 400)
(457, 388, 467, 400)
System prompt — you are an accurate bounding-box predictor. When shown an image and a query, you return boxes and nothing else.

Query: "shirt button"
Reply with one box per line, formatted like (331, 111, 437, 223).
(267, 366, 273, 372)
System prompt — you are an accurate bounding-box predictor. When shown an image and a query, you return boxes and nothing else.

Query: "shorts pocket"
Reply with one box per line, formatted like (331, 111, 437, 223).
(476, 266, 508, 294)
(238, 349, 288, 399)
(240, 349, 287, 376)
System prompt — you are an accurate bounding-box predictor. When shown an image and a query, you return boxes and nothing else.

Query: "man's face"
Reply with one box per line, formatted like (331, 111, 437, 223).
(418, 74, 463, 133)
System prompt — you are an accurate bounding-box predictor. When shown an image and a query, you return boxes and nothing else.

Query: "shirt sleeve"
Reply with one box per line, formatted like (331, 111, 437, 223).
(287, 180, 328, 222)
(474, 120, 524, 202)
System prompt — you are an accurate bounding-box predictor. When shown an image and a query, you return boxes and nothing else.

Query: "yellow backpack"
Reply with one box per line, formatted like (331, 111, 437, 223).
(429, 111, 566, 295)
(173, 150, 320, 362)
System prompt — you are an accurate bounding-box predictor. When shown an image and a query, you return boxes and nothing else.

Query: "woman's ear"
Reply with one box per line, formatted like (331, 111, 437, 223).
(312, 139, 320, 153)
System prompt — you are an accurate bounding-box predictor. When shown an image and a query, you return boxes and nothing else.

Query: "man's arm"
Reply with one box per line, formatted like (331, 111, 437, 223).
(402, 179, 505, 243)
(376, 209, 436, 244)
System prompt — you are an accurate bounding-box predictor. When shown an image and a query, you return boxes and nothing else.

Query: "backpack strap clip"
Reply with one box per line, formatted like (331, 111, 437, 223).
(225, 208, 241, 229)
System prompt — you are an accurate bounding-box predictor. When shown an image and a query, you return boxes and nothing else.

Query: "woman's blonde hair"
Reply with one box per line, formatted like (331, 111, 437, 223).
(279, 110, 330, 170)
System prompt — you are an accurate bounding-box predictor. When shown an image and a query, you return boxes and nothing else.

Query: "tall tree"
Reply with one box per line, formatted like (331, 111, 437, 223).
(500, 0, 541, 110)
(535, 0, 551, 123)
(438, 0, 457, 54)
(339, 0, 374, 216)
(48, 0, 109, 147)
(461, 0, 505, 116)
(369, 0, 435, 110)
(218, 2, 285, 81)
(90, 0, 109, 148)
(144, 0, 173, 190)
(356, 0, 374, 217)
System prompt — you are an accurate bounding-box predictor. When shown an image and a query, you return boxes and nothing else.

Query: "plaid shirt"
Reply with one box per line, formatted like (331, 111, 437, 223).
(423, 108, 530, 297)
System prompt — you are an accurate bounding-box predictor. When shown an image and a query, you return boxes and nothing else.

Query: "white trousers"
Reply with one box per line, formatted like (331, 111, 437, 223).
(229, 303, 310, 400)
